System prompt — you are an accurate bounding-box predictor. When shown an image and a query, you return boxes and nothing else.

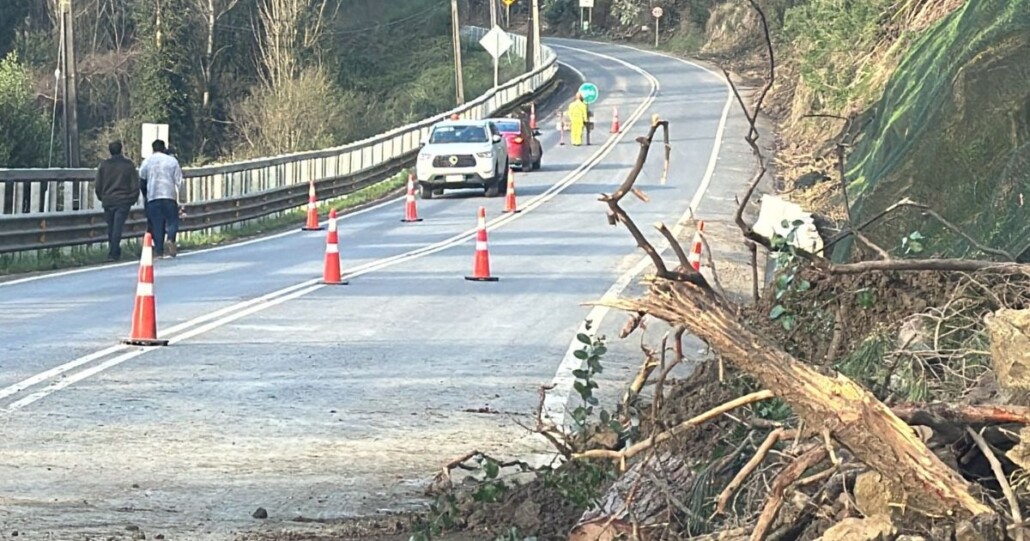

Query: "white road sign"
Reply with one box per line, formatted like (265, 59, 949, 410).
(580, 0, 594, 7)
(479, 26, 513, 60)
(141, 123, 169, 160)
(652, 6, 664, 18)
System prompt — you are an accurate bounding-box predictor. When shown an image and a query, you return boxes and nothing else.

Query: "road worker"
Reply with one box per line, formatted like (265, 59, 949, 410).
(568, 92, 589, 146)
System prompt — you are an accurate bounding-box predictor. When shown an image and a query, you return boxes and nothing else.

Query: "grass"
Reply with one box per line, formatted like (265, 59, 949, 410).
(0, 170, 410, 278)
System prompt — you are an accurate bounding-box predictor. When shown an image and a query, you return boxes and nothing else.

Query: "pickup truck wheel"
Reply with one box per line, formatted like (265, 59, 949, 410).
(420, 184, 435, 199)
(485, 183, 501, 198)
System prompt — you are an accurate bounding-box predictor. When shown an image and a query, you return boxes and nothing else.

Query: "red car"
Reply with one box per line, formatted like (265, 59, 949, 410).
(488, 116, 542, 171)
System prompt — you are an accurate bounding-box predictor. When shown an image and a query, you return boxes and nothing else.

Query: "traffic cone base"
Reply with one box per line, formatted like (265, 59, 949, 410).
(466, 276, 500, 282)
(123, 337, 170, 347)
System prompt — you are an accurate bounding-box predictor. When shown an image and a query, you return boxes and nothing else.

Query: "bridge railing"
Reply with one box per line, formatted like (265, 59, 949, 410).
(0, 26, 558, 254)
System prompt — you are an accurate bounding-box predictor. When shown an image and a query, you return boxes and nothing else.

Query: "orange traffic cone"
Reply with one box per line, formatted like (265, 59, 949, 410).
(323, 209, 348, 285)
(465, 206, 498, 282)
(402, 173, 423, 223)
(321, 208, 350, 284)
(302, 181, 323, 231)
(687, 220, 705, 271)
(530, 103, 537, 130)
(122, 233, 168, 346)
(503, 168, 520, 214)
(610, 106, 621, 134)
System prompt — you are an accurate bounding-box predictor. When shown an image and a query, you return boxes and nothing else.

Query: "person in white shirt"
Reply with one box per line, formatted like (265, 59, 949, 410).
(139, 139, 184, 258)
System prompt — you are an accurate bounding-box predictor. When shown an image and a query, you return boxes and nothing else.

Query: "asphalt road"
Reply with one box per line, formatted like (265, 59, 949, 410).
(0, 38, 740, 539)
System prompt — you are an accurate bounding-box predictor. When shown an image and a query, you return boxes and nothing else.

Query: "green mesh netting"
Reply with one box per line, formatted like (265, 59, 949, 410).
(840, 0, 1030, 261)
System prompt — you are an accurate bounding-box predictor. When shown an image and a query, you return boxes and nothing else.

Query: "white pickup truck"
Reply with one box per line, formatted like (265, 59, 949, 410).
(415, 119, 510, 199)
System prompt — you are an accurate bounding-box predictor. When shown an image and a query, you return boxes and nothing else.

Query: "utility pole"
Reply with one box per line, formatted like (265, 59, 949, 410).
(59, 0, 80, 167)
(532, 0, 542, 68)
(450, 0, 465, 105)
(524, 0, 534, 72)
(525, 0, 541, 71)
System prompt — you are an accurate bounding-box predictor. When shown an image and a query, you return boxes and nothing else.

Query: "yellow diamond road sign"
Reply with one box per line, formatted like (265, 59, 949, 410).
(503, 0, 516, 5)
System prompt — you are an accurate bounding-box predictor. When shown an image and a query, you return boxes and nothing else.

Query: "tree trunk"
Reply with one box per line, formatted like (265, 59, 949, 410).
(603, 279, 995, 519)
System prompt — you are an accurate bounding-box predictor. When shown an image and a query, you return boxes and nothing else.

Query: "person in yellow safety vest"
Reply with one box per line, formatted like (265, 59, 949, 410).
(568, 92, 589, 146)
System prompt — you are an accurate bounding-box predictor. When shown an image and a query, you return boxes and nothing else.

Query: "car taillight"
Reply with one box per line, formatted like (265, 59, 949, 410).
(514, 137, 523, 144)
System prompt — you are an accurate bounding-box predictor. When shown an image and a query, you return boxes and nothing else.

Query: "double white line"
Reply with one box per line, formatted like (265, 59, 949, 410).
(0, 44, 661, 414)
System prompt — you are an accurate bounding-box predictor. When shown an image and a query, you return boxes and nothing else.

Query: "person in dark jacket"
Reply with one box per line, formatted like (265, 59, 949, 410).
(94, 141, 140, 261)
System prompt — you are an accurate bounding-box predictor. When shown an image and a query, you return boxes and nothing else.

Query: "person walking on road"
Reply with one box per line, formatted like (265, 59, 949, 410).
(139, 139, 184, 258)
(94, 140, 140, 261)
(568, 92, 589, 146)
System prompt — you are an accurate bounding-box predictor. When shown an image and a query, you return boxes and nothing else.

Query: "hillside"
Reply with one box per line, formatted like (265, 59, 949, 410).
(538, 0, 1027, 262)
(0, 0, 520, 168)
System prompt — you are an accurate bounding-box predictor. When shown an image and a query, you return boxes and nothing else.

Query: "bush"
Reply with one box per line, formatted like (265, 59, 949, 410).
(0, 51, 51, 167)
(231, 66, 370, 158)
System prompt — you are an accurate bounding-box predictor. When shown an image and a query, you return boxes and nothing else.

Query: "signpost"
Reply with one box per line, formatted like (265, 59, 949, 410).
(479, 26, 513, 88)
(500, 0, 512, 27)
(579, 0, 594, 32)
(141, 123, 169, 161)
(652, 6, 664, 48)
(578, 82, 599, 105)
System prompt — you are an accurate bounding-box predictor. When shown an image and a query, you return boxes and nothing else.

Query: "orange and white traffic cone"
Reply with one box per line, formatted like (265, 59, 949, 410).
(530, 103, 538, 131)
(503, 168, 520, 214)
(323, 209, 348, 285)
(122, 233, 168, 346)
(401, 173, 423, 223)
(610, 106, 621, 134)
(301, 181, 323, 231)
(687, 220, 705, 272)
(557, 113, 565, 146)
(465, 206, 498, 282)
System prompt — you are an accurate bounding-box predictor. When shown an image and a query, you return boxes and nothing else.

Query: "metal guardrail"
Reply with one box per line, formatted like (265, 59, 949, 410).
(0, 26, 559, 254)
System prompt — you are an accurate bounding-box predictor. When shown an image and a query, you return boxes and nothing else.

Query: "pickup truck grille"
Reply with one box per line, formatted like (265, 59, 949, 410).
(433, 154, 476, 167)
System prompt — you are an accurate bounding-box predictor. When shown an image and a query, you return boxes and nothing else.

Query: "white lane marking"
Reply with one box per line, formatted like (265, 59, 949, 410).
(0, 44, 660, 411)
(0, 195, 405, 288)
(542, 43, 735, 428)
(6, 283, 325, 411)
(0, 278, 321, 402)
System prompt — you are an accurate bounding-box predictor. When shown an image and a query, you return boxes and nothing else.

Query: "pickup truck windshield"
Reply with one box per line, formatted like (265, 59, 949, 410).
(430, 125, 489, 144)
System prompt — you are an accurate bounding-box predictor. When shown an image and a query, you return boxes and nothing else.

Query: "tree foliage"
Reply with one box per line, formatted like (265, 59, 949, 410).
(0, 51, 51, 167)
(1, 0, 512, 167)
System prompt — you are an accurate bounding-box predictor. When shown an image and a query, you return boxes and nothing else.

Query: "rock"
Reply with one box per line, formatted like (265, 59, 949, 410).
(513, 499, 541, 531)
(252, 507, 268, 519)
(896, 537, 926, 541)
(819, 515, 895, 541)
(986, 309, 1030, 397)
(126, 525, 140, 531)
(795, 171, 829, 189)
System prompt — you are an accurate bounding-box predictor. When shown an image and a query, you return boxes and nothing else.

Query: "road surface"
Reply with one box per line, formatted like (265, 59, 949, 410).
(0, 38, 749, 539)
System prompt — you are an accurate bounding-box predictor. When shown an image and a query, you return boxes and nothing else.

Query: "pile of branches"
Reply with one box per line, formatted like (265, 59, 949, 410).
(532, 2, 1030, 540)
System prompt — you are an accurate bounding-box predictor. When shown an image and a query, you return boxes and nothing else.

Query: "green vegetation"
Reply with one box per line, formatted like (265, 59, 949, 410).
(0, 51, 51, 167)
(0, 0, 522, 168)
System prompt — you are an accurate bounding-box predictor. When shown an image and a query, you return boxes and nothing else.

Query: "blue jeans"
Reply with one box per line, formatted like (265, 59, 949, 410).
(145, 199, 179, 255)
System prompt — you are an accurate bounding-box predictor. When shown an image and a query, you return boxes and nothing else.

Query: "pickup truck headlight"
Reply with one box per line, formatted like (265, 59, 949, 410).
(475, 151, 493, 159)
